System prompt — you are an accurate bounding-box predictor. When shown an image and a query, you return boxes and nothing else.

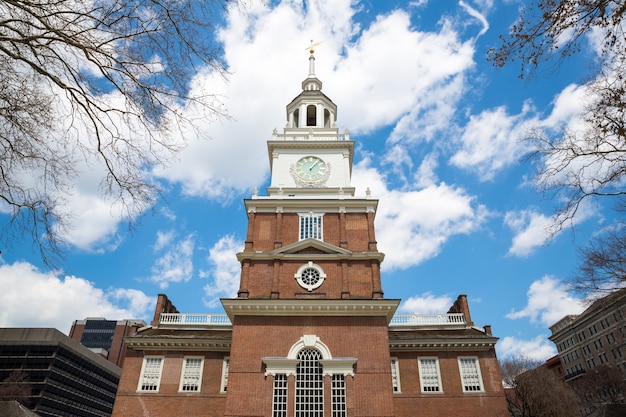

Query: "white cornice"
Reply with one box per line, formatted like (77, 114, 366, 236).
(221, 299, 400, 322)
(244, 197, 377, 213)
(236, 251, 385, 263)
(389, 337, 499, 352)
(272, 238, 352, 255)
(126, 338, 231, 351)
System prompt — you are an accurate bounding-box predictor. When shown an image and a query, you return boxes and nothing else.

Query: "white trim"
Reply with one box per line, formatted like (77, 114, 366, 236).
(178, 356, 204, 392)
(287, 335, 331, 359)
(263, 358, 300, 376)
(221, 299, 400, 322)
(137, 356, 164, 392)
(418, 356, 443, 393)
(390, 357, 401, 393)
(220, 356, 230, 393)
(319, 358, 356, 377)
(298, 212, 324, 241)
(458, 356, 485, 393)
(294, 261, 326, 291)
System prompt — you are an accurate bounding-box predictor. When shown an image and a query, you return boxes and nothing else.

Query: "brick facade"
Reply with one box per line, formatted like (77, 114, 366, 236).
(111, 50, 508, 417)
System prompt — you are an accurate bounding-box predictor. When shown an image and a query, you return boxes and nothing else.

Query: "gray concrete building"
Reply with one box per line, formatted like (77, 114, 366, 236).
(0, 328, 121, 417)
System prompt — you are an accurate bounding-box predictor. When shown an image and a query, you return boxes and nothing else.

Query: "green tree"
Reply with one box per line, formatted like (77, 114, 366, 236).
(0, 0, 232, 265)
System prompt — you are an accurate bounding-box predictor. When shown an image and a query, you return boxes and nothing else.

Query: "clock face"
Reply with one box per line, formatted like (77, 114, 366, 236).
(295, 156, 327, 181)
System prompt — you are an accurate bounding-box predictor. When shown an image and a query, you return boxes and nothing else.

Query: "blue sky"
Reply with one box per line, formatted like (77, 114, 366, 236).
(0, 0, 605, 361)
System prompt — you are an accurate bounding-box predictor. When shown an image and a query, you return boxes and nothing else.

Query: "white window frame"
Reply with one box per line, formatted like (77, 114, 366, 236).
(179, 356, 204, 392)
(295, 348, 324, 417)
(294, 261, 326, 292)
(220, 356, 230, 393)
(390, 357, 401, 393)
(458, 356, 484, 393)
(418, 357, 443, 393)
(137, 356, 164, 392)
(272, 374, 288, 417)
(299, 212, 324, 241)
(331, 374, 346, 417)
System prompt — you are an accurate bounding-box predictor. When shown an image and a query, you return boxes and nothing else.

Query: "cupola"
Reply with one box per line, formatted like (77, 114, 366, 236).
(285, 47, 337, 129)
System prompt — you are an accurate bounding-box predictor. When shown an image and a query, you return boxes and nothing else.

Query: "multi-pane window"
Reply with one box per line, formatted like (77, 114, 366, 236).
(299, 212, 323, 240)
(272, 374, 288, 417)
(331, 374, 346, 417)
(418, 357, 442, 392)
(220, 357, 230, 393)
(179, 357, 203, 392)
(295, 348, 323, 417)
(458, 357, 484, 393)
(138, 356, 163, 392)
(390, 357, 401, 393)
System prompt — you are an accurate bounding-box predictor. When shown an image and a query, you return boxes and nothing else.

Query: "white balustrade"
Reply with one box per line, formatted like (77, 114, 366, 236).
(159, 313, 466, 328)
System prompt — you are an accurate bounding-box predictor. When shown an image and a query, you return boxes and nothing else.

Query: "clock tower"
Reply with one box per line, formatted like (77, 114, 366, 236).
(111, 46, 509, 417)
(221, 48, 399, 417)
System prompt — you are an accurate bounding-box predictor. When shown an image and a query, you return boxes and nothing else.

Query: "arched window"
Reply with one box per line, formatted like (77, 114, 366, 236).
(296, 348, 323, 417)
(324, 109, 331, 127)
(293, 109, 300, 127)
(306, 105, 317, 126)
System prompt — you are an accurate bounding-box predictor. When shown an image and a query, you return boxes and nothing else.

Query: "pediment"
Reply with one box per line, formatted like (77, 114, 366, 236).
(271, 238, 352, 256)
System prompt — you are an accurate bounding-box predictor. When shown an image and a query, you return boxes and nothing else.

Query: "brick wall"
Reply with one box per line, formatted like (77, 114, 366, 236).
(112, 349, 228, 417)
(224, 315, 395, 417)
(391, 350, 508, 417)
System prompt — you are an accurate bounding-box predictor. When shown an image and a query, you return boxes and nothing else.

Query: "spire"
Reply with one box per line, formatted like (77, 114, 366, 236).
(306, 40, 322, 77)
(308, 52, 316, 77)
(303, 41, 323, 91)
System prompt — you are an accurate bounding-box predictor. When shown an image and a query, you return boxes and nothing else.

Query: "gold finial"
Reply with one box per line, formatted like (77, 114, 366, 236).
(306, 40, 323, 54)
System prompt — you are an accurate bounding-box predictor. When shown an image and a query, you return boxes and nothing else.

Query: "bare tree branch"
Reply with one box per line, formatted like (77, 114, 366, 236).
(0, 0, 233, 265)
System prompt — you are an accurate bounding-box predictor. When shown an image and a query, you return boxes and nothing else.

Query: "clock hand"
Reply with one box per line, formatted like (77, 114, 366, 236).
(309, 159, 320, 171)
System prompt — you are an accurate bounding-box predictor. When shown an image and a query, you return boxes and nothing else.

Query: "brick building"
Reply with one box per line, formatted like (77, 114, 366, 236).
(112, 49, 508, 417)
(69, 318, 145, 367)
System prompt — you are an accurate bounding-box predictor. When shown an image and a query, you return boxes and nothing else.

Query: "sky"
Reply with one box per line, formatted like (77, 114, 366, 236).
(0, 0, 608, 361)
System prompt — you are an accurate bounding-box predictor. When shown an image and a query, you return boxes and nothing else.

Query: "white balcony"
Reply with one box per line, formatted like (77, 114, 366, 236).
(388, 313, 466, 327)
(158, 312, 466, 328)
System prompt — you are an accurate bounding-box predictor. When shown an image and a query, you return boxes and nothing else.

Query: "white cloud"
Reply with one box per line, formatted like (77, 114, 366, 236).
(155, 0, 479, 203)
(203, 235, 243, 308)
(507, 276, 584, 327)
(0, 262, 153, 333)
(352, 159, 488, 271)
(459, 1, 489, 37)
(497, 335, 556, 361)
(414, 153, 440, 188)
(504, 209, 552, 257)
(451, 82, 587, 182)
(450, 103, 536, 181)
(148, 232, 195, 288)
(399, 292, 454, 313)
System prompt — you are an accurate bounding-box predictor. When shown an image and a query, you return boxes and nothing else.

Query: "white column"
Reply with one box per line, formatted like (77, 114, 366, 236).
(299, 104, 306, 127)
(316, 103, 323, 127)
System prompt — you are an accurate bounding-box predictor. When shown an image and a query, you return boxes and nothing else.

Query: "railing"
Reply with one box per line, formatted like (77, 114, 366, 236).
(389, 313, 466, 327)
(158, 313, 466, 328)
(271, 129, 350, 142)
(159, 313, 231, 326)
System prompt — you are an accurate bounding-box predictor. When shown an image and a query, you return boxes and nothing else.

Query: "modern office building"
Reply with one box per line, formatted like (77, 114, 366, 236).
(112, 49, 508, 417)
(549, 287, 626, 381)
(0, 328, 121, 417)
(69, 318, 145, 367)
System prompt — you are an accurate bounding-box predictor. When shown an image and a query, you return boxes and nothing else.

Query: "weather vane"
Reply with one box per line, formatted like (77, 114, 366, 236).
(306, 40, 323, 54)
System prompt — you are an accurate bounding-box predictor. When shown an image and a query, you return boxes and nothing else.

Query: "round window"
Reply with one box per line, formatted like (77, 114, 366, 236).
(294, 262, 326, 291)
(301, 268, 321, 286)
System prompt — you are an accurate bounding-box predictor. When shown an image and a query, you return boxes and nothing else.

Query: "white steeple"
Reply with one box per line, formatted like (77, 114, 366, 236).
(265, 47, 354, 196)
